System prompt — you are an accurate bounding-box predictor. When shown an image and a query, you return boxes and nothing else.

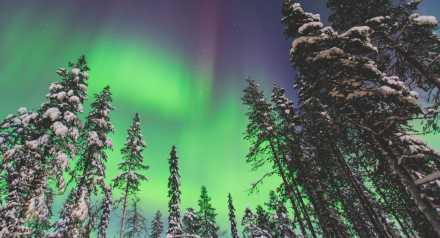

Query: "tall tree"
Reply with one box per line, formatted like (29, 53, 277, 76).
(182, 208, 201, 236)
(241, 208, 272, 238)
(113, 113, 149, 238)
(51, 86, 114, 237)
(125, 198, 148, 238)
(227, 194, 240, 238)
(197, 186, 219, 238)
(0, 56, 89, 236)
(243, 79, 346, 237)
(149, 211, 163, 238)
(283, 0, 440, 236)
(167, 145, 183, 237)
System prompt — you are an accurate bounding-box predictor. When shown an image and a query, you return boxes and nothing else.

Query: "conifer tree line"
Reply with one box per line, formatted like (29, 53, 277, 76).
(0, 56, 296, 238)
(241, 0, 440, 237)
(1, 0, 440, 238)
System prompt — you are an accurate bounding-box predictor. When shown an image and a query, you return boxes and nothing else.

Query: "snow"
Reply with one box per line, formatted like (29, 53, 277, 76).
(71, 68, 80, 76)
(291, 36, 322, 52)
(378, 85, 398, 97)
(26, 139, 40, 150)
(88, 131, 103, 147)
(56, 152, 68, 169)
(313, 47, 345, 61)
(82, 71, 89, 79)
(79, 84, 87, 92)
(411, 14, 438, 27)
(367, 16, 386, 25)
(72, 190, 88, 221)
(52, 122, 68, 137)
(63, 111, 76, 123)
(340, 26, 371, 39)
(298, 21, 323, 34)
(43, 108, 61, 121)
(383, 76, 405, 89)
(18, 107, 27, 114)
(55, 91, 67, 101)
(70, 127, 79, 140)
(49, 83, 63, 91)
(68, 96, 80, 104)
(21, 113, 38, 126)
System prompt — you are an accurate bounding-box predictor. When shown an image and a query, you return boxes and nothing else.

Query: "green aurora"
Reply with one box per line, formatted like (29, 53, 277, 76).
(0, 3, 280, 233)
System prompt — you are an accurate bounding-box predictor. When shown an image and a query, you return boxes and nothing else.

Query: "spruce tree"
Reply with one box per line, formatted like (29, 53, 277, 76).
(264, 191, 295, 238)
(241, 208, 271, 238)
(149, 211, 163, 238)
(50, 86, 114, 237)
(182, 208, 201, 235)
(0, 56, 89, 236)
(197, 186, 219, 238)
(113, 113, 149, 238)
(125, 198, 148, 238)
(227, 194, 240, 238)
(282, 0, 440, 236)
(242, 80, 314, 237)
(167, 145, 183, 237)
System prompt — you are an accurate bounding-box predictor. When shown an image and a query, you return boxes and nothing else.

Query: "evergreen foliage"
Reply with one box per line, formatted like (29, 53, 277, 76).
(113, 113, 149, 238)
(167, 145, 183, 237)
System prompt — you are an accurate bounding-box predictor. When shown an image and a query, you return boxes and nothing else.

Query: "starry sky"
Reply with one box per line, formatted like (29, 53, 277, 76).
(0, 0, 439, 236)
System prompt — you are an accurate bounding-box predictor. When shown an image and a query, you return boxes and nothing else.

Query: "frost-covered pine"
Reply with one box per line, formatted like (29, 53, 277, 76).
(0, 56, 89, 236)
(273, 201, 295, 238)
(182, 208, 201, 235)
(113, 113, 149, 238)
(227, 194, 240, 238)
(149, 210, 163, 238)
(166, 145, 183, 237)
(241, 208, 271, 238)
(97, 177, 112, 238)
(51, 86, 113, 237)
(284, 0, 440, 236)
(124, 198, 147, 238)
(197, 186, 219, 238)
(326, 0, 392, 31)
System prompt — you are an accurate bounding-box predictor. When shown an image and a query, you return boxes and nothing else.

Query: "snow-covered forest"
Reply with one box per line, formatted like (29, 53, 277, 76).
(1, 0, 440, 237)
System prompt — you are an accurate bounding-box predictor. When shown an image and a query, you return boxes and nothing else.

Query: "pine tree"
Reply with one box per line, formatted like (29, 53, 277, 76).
(125, 198, 148, 238)
(282, 0, 440, 236)
(113, 113, 149, 238)
(149, 210, 163, 238)
(264, 191, 295, 238)
(227, 194, 240, 238)
(50, 86, 114, 237)
(243, 79, 344, 237)
(0, 56, 89, 236)
(182, 208, 201, 235)
(242, 80, 316, 237)
(255, 206, 272, 237)
(167, 145, 183, 237)
(241, 208, 271, 238)
(326, 0, 392, 31)
(197, 186, 219, 238)
(273, 200, 295, 238)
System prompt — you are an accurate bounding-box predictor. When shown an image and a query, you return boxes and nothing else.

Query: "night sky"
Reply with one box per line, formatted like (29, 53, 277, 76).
(0, 0, 439, 235)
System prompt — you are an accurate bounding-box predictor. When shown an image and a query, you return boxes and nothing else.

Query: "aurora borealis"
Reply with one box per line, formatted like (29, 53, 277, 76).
(1, 0, 439, 235)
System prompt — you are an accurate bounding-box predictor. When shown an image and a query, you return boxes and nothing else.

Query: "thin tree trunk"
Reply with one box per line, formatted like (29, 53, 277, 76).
(374, 185, 415, 238)
(119, 184, 129, 238)
(374, 135, 440, 236)
(330, 143, 397, 238)
(268, 141, 301, 238)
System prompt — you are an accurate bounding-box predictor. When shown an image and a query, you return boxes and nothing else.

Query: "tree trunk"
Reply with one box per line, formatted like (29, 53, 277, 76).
(330, 143, 397, 238)
(374, 135, 440, 236)
(268, 141, 301, 238)
(119, 184, 129, 238)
